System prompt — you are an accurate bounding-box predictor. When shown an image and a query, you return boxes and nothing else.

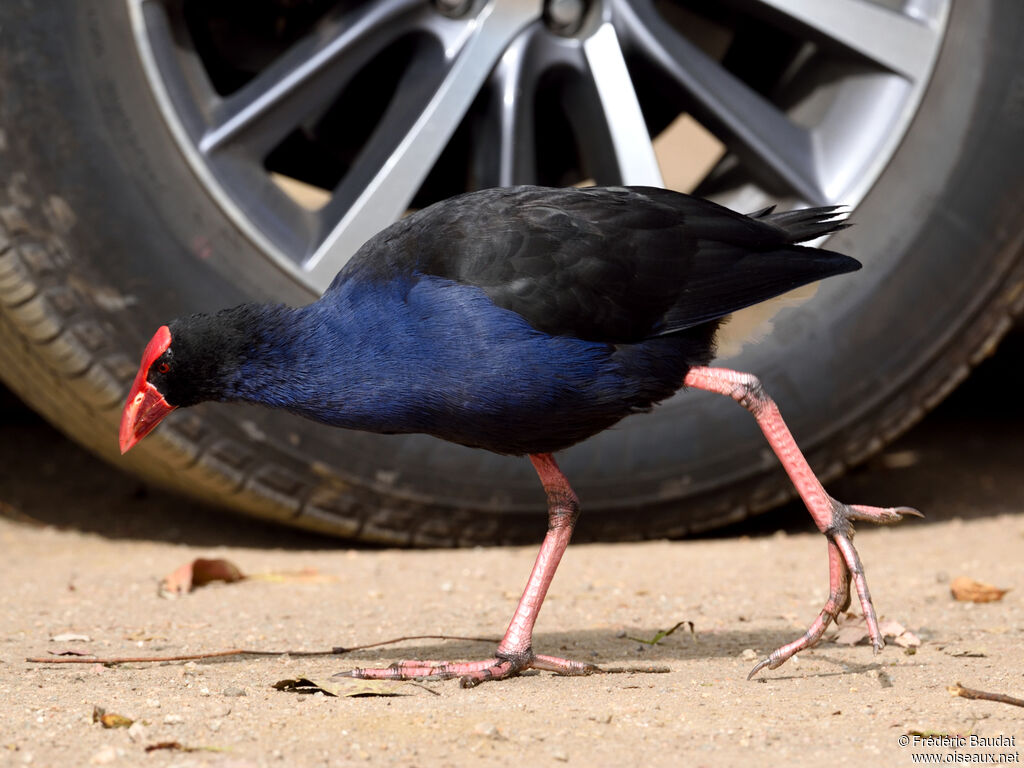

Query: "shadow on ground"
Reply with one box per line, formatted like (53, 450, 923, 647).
(2, 330, 1021, 548)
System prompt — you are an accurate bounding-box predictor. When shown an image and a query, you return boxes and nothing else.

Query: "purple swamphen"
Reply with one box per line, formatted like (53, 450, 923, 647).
(120, 185, 919, 686)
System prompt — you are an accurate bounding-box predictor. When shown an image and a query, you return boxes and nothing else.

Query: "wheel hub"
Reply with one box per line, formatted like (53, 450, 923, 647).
(545, 0, 588, 35)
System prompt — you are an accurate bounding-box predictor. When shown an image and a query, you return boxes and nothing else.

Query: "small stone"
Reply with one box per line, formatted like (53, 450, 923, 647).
(89, 747, 119, 765)
(146, 698, 160, 708)
(163, 714, 184, 725)
(552, 750, 569, 762)
(223, 686, 247, 697)
(740, 649, 758, 661)
(474, 722, 501, 739)
(127, 722, 147, 743)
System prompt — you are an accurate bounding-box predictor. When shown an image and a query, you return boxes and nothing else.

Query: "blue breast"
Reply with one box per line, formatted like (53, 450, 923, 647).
(237, 274, 709, 455)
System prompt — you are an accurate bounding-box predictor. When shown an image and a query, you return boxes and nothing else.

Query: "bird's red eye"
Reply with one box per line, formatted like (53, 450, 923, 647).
(158, 362, 170, 374)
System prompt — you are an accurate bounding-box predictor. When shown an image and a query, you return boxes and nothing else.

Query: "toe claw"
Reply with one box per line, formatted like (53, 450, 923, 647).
(845, 503, 919, 525)
(896, 506, 924, 519)
(747, 657, 772, 680)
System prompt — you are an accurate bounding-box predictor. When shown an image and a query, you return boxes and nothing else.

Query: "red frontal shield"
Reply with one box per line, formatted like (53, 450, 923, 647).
(119, 326, 176, 453)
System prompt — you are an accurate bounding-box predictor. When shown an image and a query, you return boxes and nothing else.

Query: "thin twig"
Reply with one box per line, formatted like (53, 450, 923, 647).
(949, 682, 1024, 708)
(596, 665, 671, 675)
(26, 634, 499, 666)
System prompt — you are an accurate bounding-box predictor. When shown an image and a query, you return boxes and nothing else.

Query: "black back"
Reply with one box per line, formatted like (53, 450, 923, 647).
(336, 186, 858, 344)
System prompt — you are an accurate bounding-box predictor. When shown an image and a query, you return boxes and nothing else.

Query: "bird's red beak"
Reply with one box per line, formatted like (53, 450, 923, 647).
(119, 325, 176, 454)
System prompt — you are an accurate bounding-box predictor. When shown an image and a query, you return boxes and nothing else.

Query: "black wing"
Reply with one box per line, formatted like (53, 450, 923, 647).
(341, 186, 858, 343)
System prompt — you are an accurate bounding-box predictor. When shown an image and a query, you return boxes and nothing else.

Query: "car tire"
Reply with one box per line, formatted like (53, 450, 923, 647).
(1, 1, 1022, 544)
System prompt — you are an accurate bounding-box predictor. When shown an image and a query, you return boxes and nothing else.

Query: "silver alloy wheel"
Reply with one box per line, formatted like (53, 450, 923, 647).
(129, 0, 949, 295)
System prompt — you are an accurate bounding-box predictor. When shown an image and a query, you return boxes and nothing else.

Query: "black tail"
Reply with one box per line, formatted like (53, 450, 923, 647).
(654, 205, 859, 334)
(753, 205, 850, 243)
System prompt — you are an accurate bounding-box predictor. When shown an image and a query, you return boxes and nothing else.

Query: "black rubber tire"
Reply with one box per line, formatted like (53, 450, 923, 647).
(1, 2, 1023, 545)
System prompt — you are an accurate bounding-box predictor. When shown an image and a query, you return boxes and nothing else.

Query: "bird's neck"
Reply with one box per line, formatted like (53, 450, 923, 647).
(212, 302, 333, 409)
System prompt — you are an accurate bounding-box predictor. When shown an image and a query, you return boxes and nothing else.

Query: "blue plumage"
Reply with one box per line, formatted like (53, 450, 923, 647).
(130, 185, 855, 456)
(216, 273, 713, 454)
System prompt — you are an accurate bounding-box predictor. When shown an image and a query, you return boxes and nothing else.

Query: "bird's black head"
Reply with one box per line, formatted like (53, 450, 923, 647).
(119, 307, 257, 453)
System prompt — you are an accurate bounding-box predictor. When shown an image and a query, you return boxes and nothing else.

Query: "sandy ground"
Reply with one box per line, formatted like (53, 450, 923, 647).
(1, 334, 1023, 767)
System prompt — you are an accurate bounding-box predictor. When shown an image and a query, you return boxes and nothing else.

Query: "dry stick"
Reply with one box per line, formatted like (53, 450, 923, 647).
(26, 634, 499, 665)
(29, 636, 672, 676)
(949, 682, 1024, 709)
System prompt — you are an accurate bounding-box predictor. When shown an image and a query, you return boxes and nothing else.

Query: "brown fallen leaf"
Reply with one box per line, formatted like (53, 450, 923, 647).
(92, 706, 133, 729)
(0, 500, 44, 526)
(160, 558, 245, 598)
(50, 633, 91, 643)
(123, 631, 167, 642)
(144, 741, 223, 754)
(145, 742, 185, 754)
(248, 567, 338, 584)
(273, 677, 416, 697)
(950, 577, 1009, 603)
(831, 613, 921, 648)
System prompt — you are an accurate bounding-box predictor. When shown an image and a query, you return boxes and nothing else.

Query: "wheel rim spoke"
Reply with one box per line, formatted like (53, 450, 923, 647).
(581, 23, 664, 186)
(198, 0, 428, 156)
(613, 0, 827, 203)
(744, 0, 944, 82)
(303, 0, 543, 288)
(475, 27, 542, 187)
(315, 55, 452, 238)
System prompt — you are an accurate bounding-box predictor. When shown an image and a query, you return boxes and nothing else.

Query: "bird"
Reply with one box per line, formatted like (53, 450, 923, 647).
(119, 185, 920, 687)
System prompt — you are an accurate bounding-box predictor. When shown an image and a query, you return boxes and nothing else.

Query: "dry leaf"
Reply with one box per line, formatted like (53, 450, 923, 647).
(145, 742, 185, 754)
(0, 500, 43, 526)
(123, 631, 166, 642)
(944, 649, 986, 658)
(92, 706, 133, 729)
(831, 613, 921, 647)
(160, 558, 245, 598)
(143, 741, 222, 754)
(273, 677, 413, 697)
(248, 567, 337, 584)
(833, 623, 870, 646)
(950, 577, 1009, 603)
(50, 633, 91, 643)
(891, 631, 922, 649)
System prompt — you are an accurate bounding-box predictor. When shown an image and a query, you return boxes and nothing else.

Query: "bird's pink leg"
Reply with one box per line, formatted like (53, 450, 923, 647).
(683, 366, 921, 678)
(335, 453, 597, 688)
